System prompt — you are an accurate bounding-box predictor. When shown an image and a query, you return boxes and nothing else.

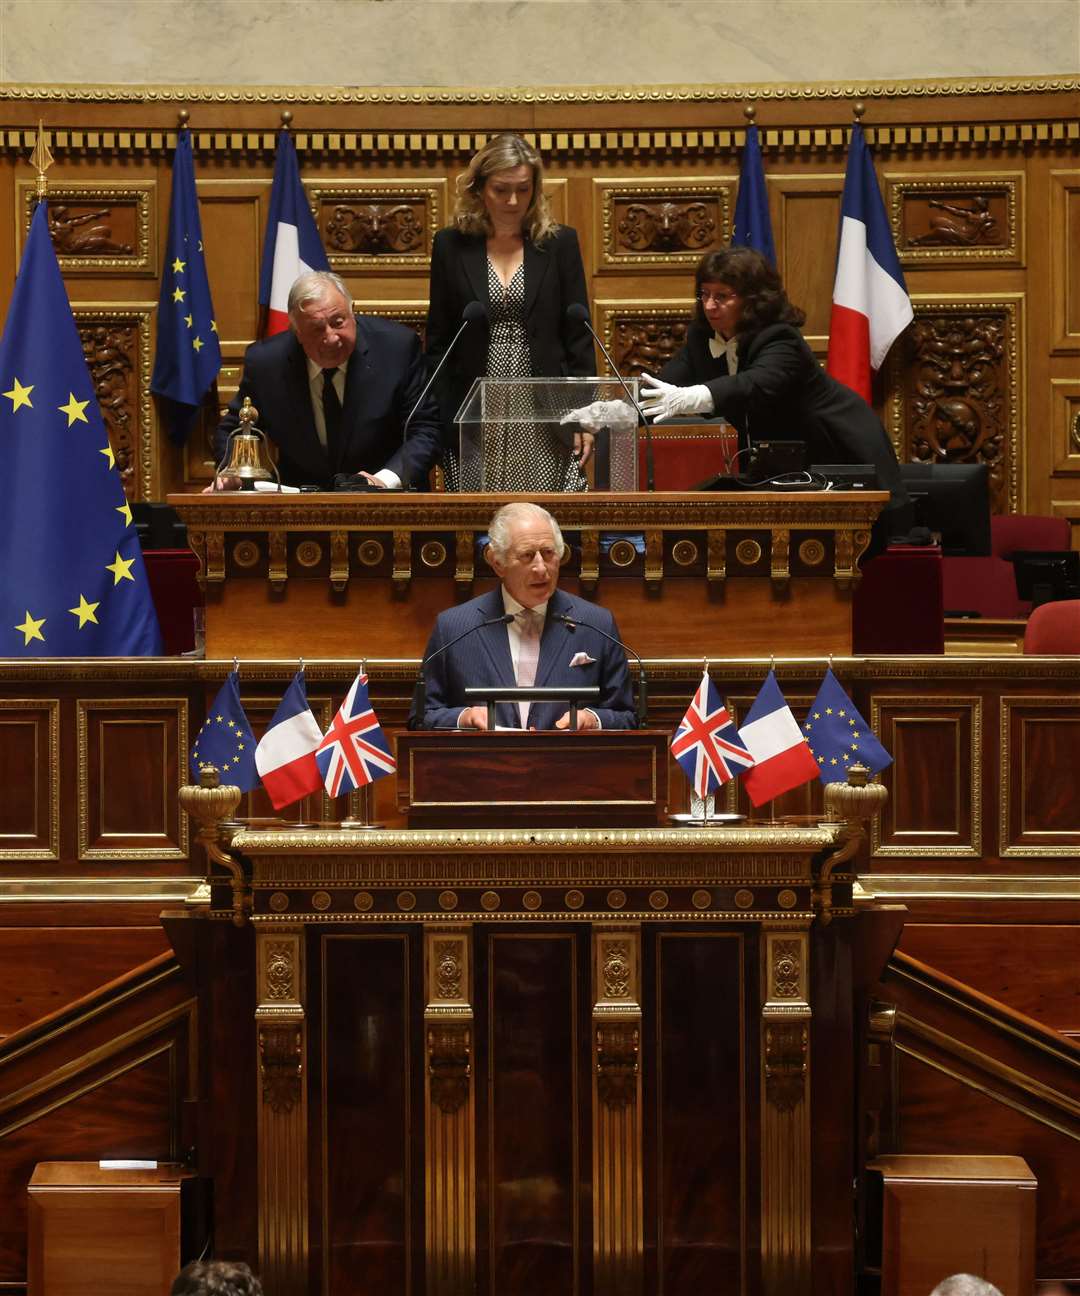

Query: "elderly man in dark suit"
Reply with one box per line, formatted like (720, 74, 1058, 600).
(413, 502, 637, 731)
(212, 270, 441, 490)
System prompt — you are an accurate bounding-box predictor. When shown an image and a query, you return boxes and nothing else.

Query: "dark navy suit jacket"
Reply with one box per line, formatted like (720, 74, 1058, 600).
(414, 586, 638, 731)
(214, 316, 442, 489)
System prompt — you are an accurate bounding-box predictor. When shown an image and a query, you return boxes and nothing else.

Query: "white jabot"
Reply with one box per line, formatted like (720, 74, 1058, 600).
(708, 334, 739, 372)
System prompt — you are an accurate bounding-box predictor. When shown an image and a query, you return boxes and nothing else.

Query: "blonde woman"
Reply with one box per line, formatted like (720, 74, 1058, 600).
(426, 134, 596, 491)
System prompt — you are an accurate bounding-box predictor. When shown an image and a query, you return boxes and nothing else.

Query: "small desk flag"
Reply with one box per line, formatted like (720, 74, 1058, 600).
(671, 669, 755, 798)
(150, 128, 221, 444)
(255, 670, 324, 810)
(738, 670, 820, 807)
(803, 668, 892, 783)
(826, 122, 913, 402)
(0, 202, 162, 657)
(189, 670, 259, 791)
(732, 123, 776, 265)
(259, 130, 331, 336)
(315, 671, 397, 797)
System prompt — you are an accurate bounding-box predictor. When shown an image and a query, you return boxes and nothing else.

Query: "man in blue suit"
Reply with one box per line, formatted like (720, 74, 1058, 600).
(213, 271, 441, 490)
(415, 502, 638, 731)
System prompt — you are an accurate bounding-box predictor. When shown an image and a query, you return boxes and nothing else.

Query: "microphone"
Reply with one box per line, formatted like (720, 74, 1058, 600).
(565, 302, 655, 492)
(401, 301, 488, 483)
(551, 612, 648, 727)
(408, 611, 514, 729)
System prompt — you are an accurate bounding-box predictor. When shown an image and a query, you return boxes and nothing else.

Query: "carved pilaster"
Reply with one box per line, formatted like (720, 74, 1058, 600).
(760, 926, 811, 1296)
(592, 924, 643, 1295)
(255, 927, 307, 1293)
(424, 925, 475, 1295)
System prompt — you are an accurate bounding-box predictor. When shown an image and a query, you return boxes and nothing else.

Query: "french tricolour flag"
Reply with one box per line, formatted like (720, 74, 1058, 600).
(255, 670, 324, 810)
(259, 130, 331, 337)
(825, 123, 912, 403)
(738, 670, 820, 808)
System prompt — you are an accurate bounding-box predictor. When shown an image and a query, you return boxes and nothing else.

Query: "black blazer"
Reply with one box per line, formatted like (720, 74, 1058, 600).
(214, 317, 442, 489)
(660, 321, 908, 509)
(425, 224, 596, 444)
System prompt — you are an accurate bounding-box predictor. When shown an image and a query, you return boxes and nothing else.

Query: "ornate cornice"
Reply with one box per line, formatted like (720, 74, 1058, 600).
(2, 75, 1080, 107)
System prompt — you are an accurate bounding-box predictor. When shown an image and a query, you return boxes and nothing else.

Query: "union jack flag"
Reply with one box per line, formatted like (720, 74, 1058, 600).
(315, 672, 396, 798)
(671, 670, 756, 798)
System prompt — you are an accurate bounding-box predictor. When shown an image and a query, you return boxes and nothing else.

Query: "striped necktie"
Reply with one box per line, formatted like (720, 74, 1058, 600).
(516, 609, 541, 727)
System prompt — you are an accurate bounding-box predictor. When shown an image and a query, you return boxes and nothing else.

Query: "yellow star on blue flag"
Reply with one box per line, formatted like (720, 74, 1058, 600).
(0, 201, 162, 657)
(802, 668, 891, 784)
(189, 669, 259, 791)
(150, 128, 221, 444)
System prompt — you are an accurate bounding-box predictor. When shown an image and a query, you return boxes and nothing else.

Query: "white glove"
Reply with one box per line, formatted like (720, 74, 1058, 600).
(640, 375, 714, 423)
(560, 399, 637, 431)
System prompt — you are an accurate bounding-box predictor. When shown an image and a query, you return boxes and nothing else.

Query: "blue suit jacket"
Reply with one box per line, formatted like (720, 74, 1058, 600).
(415, 587, 638, 730)
(213, 316, 442, 489)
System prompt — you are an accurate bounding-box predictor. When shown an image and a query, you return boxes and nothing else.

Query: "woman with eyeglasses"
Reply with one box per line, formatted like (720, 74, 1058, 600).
(640, 246, 907, 517)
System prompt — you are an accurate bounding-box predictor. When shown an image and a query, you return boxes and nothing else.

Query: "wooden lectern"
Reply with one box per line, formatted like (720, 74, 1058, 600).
(396, 729, 670, 828)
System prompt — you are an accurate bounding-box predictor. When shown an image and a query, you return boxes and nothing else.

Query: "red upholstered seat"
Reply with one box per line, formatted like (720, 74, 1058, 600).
(1023, 599, 1080, 654)
(942, 514, 1071, 618)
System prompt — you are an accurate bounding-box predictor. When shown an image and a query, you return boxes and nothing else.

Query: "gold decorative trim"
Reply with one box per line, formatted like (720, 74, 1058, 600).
(1000, 695, 1080, 857)
(307, 178, 446, 271)
(885, 293, 1024, 514)
(0, 699, 60, 861)
(72, 303, 156, 501)
(0, 876, 203, 901)
(858, 874, 1080, 901)
(76, 696, 189, 860)
(870, 694, 983, 858)
(594, 177, 732, 273)
(887, 173, 1023, 266)
(16, 180, 156, 274)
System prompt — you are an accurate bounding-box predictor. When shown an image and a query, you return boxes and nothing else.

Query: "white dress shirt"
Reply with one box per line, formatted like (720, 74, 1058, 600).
(304, 356, 400, 489)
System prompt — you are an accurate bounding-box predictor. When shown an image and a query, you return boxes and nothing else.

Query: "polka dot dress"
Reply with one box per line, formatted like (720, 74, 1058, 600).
(452, 260, 587, 493)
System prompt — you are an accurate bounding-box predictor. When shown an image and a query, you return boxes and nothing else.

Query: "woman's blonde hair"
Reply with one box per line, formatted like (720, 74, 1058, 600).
(452, 134, 558, 244)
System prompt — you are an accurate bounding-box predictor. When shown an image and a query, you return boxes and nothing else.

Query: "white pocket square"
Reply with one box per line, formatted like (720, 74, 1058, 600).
(569, 651, 596, 668)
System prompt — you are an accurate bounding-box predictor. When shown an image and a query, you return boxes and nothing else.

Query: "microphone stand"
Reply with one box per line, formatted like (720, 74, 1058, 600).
(551, 613, 648, 727)
(408, 612, 514, 729)
(566, 303, 655, 492)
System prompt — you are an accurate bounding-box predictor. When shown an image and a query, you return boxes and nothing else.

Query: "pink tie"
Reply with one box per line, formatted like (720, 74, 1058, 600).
(516, 609, 541, 726)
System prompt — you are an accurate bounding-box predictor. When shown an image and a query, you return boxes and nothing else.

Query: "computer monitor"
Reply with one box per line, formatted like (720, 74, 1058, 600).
(898, 462, 992, 556)
(1011, 550, 1080, 605)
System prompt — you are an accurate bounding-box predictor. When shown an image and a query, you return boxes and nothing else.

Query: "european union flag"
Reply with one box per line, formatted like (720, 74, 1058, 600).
(732, 123, 777, 266)
(802, 668, 892, 783)
(0, 201, 162, 657)
(189, 670, 259, 791)
(150, 128, 221, 444)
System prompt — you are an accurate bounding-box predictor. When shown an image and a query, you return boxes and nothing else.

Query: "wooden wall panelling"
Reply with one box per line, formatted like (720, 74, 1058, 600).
(999, 695, 1080, 858)
(770, 173, 846, 355)
(646, 930, 748, 1294)
(1049, 169, 1080, 356)
(869, 694, 982, 861)
(896, 924, 1080, 1040)
(478, 929, 586, 1296)
(0, 699, 59, 862)
(0, 952, 194, 1287)
(1048, 378, 1080, 477)
(76, 696, 188, 860)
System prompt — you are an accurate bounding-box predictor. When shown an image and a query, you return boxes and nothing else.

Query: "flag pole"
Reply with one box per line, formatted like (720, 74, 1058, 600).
(30, 119, 54, 203)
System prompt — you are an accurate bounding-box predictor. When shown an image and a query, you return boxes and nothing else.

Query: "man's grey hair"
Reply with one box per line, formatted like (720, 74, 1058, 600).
(929, 1276, 1004, 1296)
(287, 270, 352, 319)
(487, 501, 565, 563)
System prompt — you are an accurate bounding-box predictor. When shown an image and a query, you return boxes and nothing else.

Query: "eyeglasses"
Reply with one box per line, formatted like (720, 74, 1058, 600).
(699, 289, 738, 307)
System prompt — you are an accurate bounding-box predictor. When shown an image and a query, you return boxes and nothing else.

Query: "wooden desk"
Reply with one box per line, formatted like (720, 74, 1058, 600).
(168, 489, 887, 659)
(28, 1162, 189, 1296)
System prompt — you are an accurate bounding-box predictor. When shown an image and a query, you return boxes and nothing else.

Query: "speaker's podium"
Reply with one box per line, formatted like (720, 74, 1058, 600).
(398, 724, 668, 828)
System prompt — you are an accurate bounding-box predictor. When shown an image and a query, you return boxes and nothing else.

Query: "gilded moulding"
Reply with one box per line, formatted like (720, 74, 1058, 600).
(4, 74, 1080, 106)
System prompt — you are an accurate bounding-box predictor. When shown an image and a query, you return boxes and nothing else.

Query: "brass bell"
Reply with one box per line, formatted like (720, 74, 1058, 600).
(214, 397, 281, 490)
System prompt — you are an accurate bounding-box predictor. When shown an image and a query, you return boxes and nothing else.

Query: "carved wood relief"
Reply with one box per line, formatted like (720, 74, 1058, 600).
(888, 175, 1022, 266)
(17, 181, 157, 275)
(888, 297, 1022, 513)
(72, 306, 154, 502)
(306, 179, 446, 272)
(593, 179, 733, 272)
(596, 299, 691, 378)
